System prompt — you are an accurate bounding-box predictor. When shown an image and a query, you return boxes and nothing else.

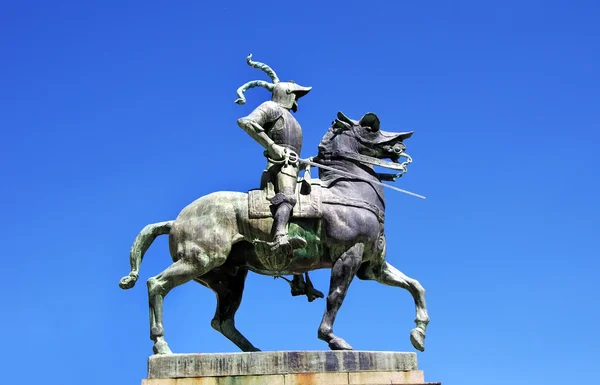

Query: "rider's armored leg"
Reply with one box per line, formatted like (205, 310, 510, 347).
(279, 273, 325, 302)
(269, 164, 306, 252)
(271, 196, 294, 240)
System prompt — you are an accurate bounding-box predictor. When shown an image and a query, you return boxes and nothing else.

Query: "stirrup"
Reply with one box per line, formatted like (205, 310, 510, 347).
(253, 234, 307, 251)
(273, 234, 307, 250)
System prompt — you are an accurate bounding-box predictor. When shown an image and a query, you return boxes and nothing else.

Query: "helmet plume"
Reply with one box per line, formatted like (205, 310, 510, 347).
(234, 54, 281, 104)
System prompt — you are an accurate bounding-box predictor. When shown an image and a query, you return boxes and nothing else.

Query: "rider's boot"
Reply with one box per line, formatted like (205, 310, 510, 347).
(270, 195, 306, 256)
(286, 273, 324, 302)
(303, 272, 324, 302)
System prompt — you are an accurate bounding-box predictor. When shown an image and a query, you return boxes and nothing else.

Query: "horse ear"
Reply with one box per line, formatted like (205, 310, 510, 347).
(337, 111, 356, 126)
(359, 113, 380, 132)
(332, 119, 352, 131)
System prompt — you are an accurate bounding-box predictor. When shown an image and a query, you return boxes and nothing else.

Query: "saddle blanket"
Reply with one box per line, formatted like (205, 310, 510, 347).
(248, 180, 323, 219)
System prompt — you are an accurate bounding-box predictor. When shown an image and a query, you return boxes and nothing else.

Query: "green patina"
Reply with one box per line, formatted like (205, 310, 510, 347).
(288, 222, 322, 260)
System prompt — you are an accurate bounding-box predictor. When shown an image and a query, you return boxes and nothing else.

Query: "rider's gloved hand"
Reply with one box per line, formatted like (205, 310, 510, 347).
(267, 142, 287, 161)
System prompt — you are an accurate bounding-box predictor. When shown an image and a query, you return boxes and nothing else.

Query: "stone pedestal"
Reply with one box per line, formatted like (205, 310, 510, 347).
(142, 351, 440, 385)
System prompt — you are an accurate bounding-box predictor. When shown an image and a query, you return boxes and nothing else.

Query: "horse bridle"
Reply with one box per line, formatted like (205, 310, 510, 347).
(264, 125, 425, 199)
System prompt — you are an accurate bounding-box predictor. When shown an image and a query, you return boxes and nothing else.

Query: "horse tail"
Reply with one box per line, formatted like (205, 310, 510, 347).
(118, 220, 174, 290)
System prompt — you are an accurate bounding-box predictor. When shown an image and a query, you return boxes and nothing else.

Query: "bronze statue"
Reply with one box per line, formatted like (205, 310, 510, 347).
(119, 54, 429, 356)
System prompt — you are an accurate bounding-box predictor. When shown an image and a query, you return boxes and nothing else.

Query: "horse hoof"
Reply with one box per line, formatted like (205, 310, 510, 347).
(247, 347, 262, 352)
(119, 275, 137, 290)
(152, 339, 173, 355)
(410, 328, 425, 352)
(328, 337, 354, 350)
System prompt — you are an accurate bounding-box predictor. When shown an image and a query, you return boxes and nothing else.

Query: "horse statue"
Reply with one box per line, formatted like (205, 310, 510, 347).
(118, 111, 430, 355)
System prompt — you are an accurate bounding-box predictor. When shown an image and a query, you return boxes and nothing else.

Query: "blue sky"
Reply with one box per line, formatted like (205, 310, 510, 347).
(1, 1, 598, 384)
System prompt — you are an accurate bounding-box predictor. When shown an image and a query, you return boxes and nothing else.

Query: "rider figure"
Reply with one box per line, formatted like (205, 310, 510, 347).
(235, 54, 312, 256)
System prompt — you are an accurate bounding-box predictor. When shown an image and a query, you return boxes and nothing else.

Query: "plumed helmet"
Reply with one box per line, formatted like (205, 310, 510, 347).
(271, 81, 312, 112)
(234, 54, 311, 112)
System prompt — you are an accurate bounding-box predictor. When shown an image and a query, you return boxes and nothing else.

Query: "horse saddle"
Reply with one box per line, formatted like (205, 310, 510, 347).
(248, 171, 323, 219)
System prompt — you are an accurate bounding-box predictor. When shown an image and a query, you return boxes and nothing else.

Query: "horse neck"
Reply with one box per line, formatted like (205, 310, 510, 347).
(318, 158, 386, 212)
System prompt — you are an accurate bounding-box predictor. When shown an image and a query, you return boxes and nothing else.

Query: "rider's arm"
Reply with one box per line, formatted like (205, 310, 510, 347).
(237, 101, 281, 150)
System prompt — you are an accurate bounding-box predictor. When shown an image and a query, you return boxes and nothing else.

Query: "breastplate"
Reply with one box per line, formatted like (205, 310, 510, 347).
(267, 109, 303, 154)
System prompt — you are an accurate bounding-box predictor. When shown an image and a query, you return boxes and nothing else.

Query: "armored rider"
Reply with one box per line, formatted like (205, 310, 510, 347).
(235, 54, 312, 256)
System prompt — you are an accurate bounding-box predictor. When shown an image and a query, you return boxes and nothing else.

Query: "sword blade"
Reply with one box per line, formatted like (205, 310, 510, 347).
(299, 158, 426, 200)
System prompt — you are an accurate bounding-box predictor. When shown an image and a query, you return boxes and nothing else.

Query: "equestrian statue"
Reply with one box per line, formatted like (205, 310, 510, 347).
(118, 54, 430, 356)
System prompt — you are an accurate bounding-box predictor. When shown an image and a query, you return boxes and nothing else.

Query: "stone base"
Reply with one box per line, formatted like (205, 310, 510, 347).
(142, 351, 440, 385)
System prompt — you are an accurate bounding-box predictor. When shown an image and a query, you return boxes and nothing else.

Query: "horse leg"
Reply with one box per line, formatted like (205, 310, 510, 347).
(200, 268, 261, 352)
(147, 246, 225, 354)
(317, 243, 364, 350)
(357, 261, 430, 351)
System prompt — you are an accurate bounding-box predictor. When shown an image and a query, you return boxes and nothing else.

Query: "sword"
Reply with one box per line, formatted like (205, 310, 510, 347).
(298, 157, 426, 200)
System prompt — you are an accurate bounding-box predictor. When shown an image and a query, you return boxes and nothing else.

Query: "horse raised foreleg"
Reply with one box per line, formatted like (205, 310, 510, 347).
(317, 243, 364, 350)
(357, 261, 430, 352)
(200, 269, 261, 352)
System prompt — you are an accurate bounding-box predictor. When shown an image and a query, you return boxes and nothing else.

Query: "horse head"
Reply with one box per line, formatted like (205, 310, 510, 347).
(318, 111, 413, 165)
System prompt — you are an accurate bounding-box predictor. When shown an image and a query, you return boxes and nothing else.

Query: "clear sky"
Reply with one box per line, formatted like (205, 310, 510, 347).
(1, 1, 598, 384)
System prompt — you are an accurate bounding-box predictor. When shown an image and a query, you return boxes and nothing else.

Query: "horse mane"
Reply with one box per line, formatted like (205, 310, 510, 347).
(317, 119, 353, 156)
